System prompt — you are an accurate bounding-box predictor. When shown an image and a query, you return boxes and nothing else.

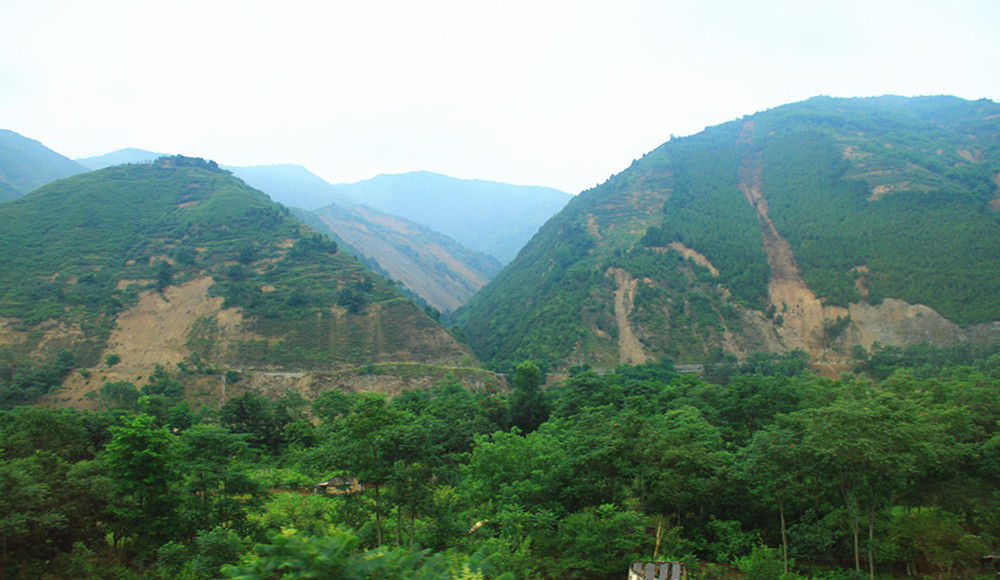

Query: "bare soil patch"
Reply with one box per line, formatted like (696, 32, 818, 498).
(668, 242, 719, 276)
(105, 276, 224, 369)
(608, 267, 650, 365)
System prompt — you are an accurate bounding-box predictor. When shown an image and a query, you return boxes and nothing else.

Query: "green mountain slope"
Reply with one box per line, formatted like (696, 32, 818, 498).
(0, 129, 88, 200)
(328, 171, 573, 264)
(455, 95, 1000, 370)
(0, 156, 472, 375)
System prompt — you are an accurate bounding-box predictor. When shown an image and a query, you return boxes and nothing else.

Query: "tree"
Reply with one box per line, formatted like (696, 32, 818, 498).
(312, 389, 358, 424)
(326, 394, 428, 546)
(796, 388, 952, 579)
(220, 392, 281, 452)
(0, 456, 64, 567)
(177, 424, 266, 535)
(510, 361, 549, 433)
(736, 416, 810, 574)
(104, 414, 179, 554)
(96, 380, 140, 411)
(155, 260, 173, 292)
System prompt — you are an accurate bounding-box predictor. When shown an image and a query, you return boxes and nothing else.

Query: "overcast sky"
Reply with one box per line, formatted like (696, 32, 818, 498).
(2, 0, 998, 194)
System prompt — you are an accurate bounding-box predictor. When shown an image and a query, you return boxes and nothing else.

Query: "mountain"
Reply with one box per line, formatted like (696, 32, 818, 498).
(327, 171, 572, 264)
(454, 95, 1000, 370)
(76, 147, 168, 169)
(226, 163, 355, 209)
(0, 156, 485, 407)
(232, 166, 573, 264)
(0, 129, 88, 201)
(301, 204, 502, 313)
(227, 164, 502, 311)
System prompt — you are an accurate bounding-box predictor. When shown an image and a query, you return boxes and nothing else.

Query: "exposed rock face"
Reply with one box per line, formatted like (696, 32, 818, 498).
(840, 299, 1000, 350)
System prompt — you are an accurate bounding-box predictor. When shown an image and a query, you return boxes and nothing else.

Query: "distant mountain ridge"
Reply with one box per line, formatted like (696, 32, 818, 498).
(226, 164, 355, 210)
(0, 129, 88, 200)
(76, 147, 168, 170)
(455, 95, 1000, 369)
(327, 171, 573, 264)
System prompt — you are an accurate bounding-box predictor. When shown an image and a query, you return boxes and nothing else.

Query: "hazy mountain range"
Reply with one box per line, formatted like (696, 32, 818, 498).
(0, 129, 87, 201)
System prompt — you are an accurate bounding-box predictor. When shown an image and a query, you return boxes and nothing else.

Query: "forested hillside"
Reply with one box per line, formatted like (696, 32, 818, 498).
(0, 156, 474, 407)
(455, 96, 1000, 371)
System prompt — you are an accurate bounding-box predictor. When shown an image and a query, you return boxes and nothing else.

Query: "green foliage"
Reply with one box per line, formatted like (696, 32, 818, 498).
(455, 213, 600, 367)
(176, 424, 266, 535)
(509, 361, 549, 433)
(5, 351, 1000, 577)
(97, 380, 140, 411)
(220, 393, 285, 453)
(142, 364, 185, 399)
(0, 347, 75, 408)
(104, 413, 180, 554)
(734, 544, 788, 580)
(645, 123, 770, 308)
(222, 526, 510, 579)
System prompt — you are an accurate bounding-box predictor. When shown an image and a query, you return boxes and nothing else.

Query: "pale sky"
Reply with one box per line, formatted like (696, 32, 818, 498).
(2, 0, 998, 194)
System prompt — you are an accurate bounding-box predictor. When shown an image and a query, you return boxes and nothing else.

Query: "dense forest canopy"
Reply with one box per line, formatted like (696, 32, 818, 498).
(4, 344, 1000, 578)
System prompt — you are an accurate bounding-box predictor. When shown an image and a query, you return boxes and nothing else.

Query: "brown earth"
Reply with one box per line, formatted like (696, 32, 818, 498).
(313, 207, 490, 312)
(104, 277, 236, 369)
(608, 267, 650, 365)
(668, 242, 719, 276)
